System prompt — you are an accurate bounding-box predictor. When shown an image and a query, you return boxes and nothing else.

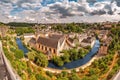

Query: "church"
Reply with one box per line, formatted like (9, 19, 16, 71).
(28, 33, 67, 59)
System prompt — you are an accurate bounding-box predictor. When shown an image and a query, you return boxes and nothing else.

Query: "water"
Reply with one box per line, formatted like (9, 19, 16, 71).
(16, 38, 28, 55)
(48, 40, 100, 69)
(16, 38, 100, 69)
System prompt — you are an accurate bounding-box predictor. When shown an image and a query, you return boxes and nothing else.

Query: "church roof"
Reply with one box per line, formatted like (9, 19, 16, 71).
(37, 34, 65, 49)
(29, 38, 36, 44)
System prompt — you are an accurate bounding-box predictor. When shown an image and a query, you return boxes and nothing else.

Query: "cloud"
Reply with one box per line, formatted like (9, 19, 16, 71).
(0, 0, 120, 23)
(87, 0, 96, 3)
(49, 2, 75, 18)
(21, 2, 41, 10)
(42, 1, 92, 18)
(90, 1, 114, 15)
(15, 0, 42, 8)
(114, 0, 120, 7)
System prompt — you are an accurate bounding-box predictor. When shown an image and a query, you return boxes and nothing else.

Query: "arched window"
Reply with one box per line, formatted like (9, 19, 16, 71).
(39, 44, 40, 48)
(45, 47, 47, 51)
(54, 49, 56, 53)
(49, 48, 51, 52)
(42, 45, 44, 50)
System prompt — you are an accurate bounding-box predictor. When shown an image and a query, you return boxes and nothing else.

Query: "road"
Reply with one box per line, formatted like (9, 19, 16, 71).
(0, 41, 21, 80)
(113, 71, 120, 80)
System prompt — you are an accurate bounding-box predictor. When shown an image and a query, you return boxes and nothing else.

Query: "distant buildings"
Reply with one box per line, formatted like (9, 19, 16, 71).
(24, 22, 119, 59)
(97, 36, 112, 56)
(26, 30, 96, 59)
(98, 45, 108, 56)
(97, 29, 112, 56)
(98, 30, 108, 41)
(23, 33, 35, 44)
(80, 37, 96, 48)
(103, 24, 112, 29)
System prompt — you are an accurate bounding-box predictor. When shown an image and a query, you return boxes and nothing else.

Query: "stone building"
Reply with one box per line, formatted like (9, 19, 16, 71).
(98, 30, 108, 41)
(98, 45, 108, 56)
(29, 33, 66, 59)
(23, 33, 35, 45)
(28, 37, 36, 49)
(80, 37, 96, 48)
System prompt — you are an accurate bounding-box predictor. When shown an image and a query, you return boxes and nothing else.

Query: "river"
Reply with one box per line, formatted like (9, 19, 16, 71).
(16, 38, 28, 55)
(16, 38, 100, 69)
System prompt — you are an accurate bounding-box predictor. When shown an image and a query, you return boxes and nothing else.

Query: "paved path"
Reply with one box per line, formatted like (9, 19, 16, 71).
(113, 71, 120, 80)
(0, 51, 8, 80)
(42, 56, 99, 73)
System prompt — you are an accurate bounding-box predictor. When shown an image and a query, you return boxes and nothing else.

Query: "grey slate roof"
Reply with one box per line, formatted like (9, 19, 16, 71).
(37, 37, 59, 49)
(29, 38, 36, 44)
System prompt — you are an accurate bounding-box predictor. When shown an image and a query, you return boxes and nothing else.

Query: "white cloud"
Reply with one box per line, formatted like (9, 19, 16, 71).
(21, 3, 41, 9)
(0, 0, 120, 23)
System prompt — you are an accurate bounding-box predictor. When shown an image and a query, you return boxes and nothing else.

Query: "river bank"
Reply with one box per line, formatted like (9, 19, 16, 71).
(16, 38, 100, 70)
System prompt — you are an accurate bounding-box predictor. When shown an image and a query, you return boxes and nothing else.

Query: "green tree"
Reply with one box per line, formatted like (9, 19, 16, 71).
(61, 71, 68, 77)
(35, 74, 49, 80)
(69, 74, 80, 80)
(57, 77, 69, 80)
(52, 56, 64, 67)
(62, 52, 70, 63)
(29, 74, 36, 80)
(89, 68, 96, 76)
(3, 47, 15, 61)
(35, 53, 48, 67)
(27, 52, 36, 61)
(14, 49, 24, 59)
(46, 71, 53, 78)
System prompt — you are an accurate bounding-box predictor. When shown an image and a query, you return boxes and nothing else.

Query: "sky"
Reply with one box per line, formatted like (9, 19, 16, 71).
(0, 0, 120, 23)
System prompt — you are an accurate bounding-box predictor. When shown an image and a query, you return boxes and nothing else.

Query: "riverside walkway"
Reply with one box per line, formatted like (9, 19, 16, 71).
(43, 55, 99, 73)
(113, 70, 120, 80)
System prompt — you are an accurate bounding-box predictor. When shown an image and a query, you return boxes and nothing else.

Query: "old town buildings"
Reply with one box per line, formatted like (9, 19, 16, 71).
(28, 33, 67, 59)
(27, 31, 96, 59)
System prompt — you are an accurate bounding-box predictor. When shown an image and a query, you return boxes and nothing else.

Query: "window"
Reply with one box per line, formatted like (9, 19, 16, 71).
(49, 48, 51, 52)
(42, 45, 44, 50)
(45, 47, 47, 51)
(54, 49, 56, 53)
